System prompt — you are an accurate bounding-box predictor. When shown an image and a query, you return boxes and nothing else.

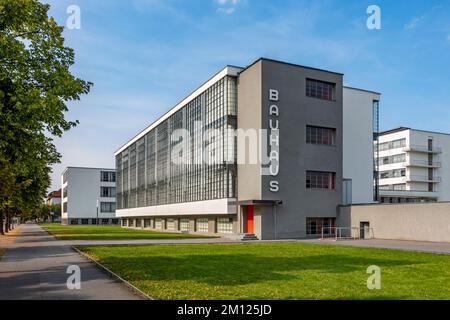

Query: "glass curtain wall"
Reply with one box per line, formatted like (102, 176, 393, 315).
(116, 76, 237, 210)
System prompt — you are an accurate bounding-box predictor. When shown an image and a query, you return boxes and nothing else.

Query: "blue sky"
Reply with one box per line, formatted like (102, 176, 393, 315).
(43, 0, 450, 190)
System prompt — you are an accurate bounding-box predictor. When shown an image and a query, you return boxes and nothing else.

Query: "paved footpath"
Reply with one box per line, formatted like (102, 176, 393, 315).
(0, 224, 141, 300)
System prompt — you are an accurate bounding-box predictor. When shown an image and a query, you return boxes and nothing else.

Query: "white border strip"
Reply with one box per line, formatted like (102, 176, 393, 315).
(116, 198, 237, 218)
(115, 66, 243, 155)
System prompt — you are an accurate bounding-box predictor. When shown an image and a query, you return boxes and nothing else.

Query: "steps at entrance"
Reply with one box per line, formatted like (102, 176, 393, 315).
(221, 233, 260, 241)
(241, 233, 259, 241)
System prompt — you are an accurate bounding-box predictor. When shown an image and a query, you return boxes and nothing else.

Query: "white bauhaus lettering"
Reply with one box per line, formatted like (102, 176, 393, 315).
(269, 150, 279, 162)
(269, 105, 279, 116)
(269, 89, 279, 102)
(269, 180, 279, 192)
(269, 165, 279, 176)
(269, 119, 279, 130)
(265, 88, 280, 193)
(269, 132, 279, 147)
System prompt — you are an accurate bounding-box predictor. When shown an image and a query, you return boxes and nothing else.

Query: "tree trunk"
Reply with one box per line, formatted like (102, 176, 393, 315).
(0, 209, 4, 235)
(4, 207, 9, 233)
(9, 215, 13, 230)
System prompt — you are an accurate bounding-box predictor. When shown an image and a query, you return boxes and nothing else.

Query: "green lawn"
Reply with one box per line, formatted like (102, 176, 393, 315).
(78, 242, 450, 300)
(40, 223, 210, 240)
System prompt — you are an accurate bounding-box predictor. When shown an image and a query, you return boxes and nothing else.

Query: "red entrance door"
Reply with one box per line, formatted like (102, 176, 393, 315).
(246, 205, 254, 234)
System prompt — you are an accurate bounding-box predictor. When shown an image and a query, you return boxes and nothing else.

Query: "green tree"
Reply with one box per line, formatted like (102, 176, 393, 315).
(0, 0, 92, 233)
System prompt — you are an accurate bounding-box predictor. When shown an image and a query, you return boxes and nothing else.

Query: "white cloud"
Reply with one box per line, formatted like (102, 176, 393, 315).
(405, 16, 424, 30)
(217, 7, 235, 14)
(215, 0, 239, 5)
(215, 0, 240, 14)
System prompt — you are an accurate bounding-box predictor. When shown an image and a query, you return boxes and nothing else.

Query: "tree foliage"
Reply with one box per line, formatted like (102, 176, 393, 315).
(0, 0, 91, 233)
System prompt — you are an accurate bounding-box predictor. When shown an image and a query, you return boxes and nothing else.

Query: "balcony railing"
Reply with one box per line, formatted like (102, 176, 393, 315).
(403, 145, 442, 153)
(379, 175, 442, 182)
(403, 160, 441, 168)
(407, 175, 442, 182)
(379, 189, 439, 197)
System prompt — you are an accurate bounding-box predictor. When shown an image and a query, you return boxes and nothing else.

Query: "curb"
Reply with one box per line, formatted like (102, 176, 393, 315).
(71, 245, 154, 300)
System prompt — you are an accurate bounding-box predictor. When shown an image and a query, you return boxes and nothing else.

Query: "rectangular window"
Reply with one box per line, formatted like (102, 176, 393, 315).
(155, 219, 163, 230)
(379, 169, 406, 179)
(81, 219, 89, 225)
(378, 154, 406, 166)
(393, 184, 406, 191)
(306, 218, 336, 236)
(380, 184, 406, 191)
(100, 202, 116, 213)
(217, 218, 233, 234)
(63, 202, 67, 213)
(392, 139, 406, 149)
(196, 218, 209, 233)
(379, 139, 406, 151)
(306, 126, 336, 146)
(100, 187, 116, 198)
(306, 79, 335, 101)
(306, 171, 336, 190)
(167, 219, 175, 230)
(100, 171, 116, 182)
(179, 219, 190, 232)
(63, 187, 68, 198)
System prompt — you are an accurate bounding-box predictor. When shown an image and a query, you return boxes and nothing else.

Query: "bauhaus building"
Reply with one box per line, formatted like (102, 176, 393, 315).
(115, 58, 380, 239)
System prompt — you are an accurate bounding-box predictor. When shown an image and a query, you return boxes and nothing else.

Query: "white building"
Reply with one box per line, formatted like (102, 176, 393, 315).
(377, 127, 450, 203)
(343, 86, 381, 204)
(61, 167, 119, 225)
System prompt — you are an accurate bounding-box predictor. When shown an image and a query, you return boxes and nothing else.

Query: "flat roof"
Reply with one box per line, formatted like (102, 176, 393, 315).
(378, 127, 410, 136)
(240, 57, 344, 76)
(379, 127, 450, 137)
(61, 166, 115, 175)
(343, 85, 381, 95)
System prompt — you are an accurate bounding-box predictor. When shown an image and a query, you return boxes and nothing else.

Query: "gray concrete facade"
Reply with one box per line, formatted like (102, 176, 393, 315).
(238, 59, 344, 239)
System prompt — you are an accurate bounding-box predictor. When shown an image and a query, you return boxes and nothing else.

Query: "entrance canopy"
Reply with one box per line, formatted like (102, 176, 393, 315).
(236, 200, 282, 206)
